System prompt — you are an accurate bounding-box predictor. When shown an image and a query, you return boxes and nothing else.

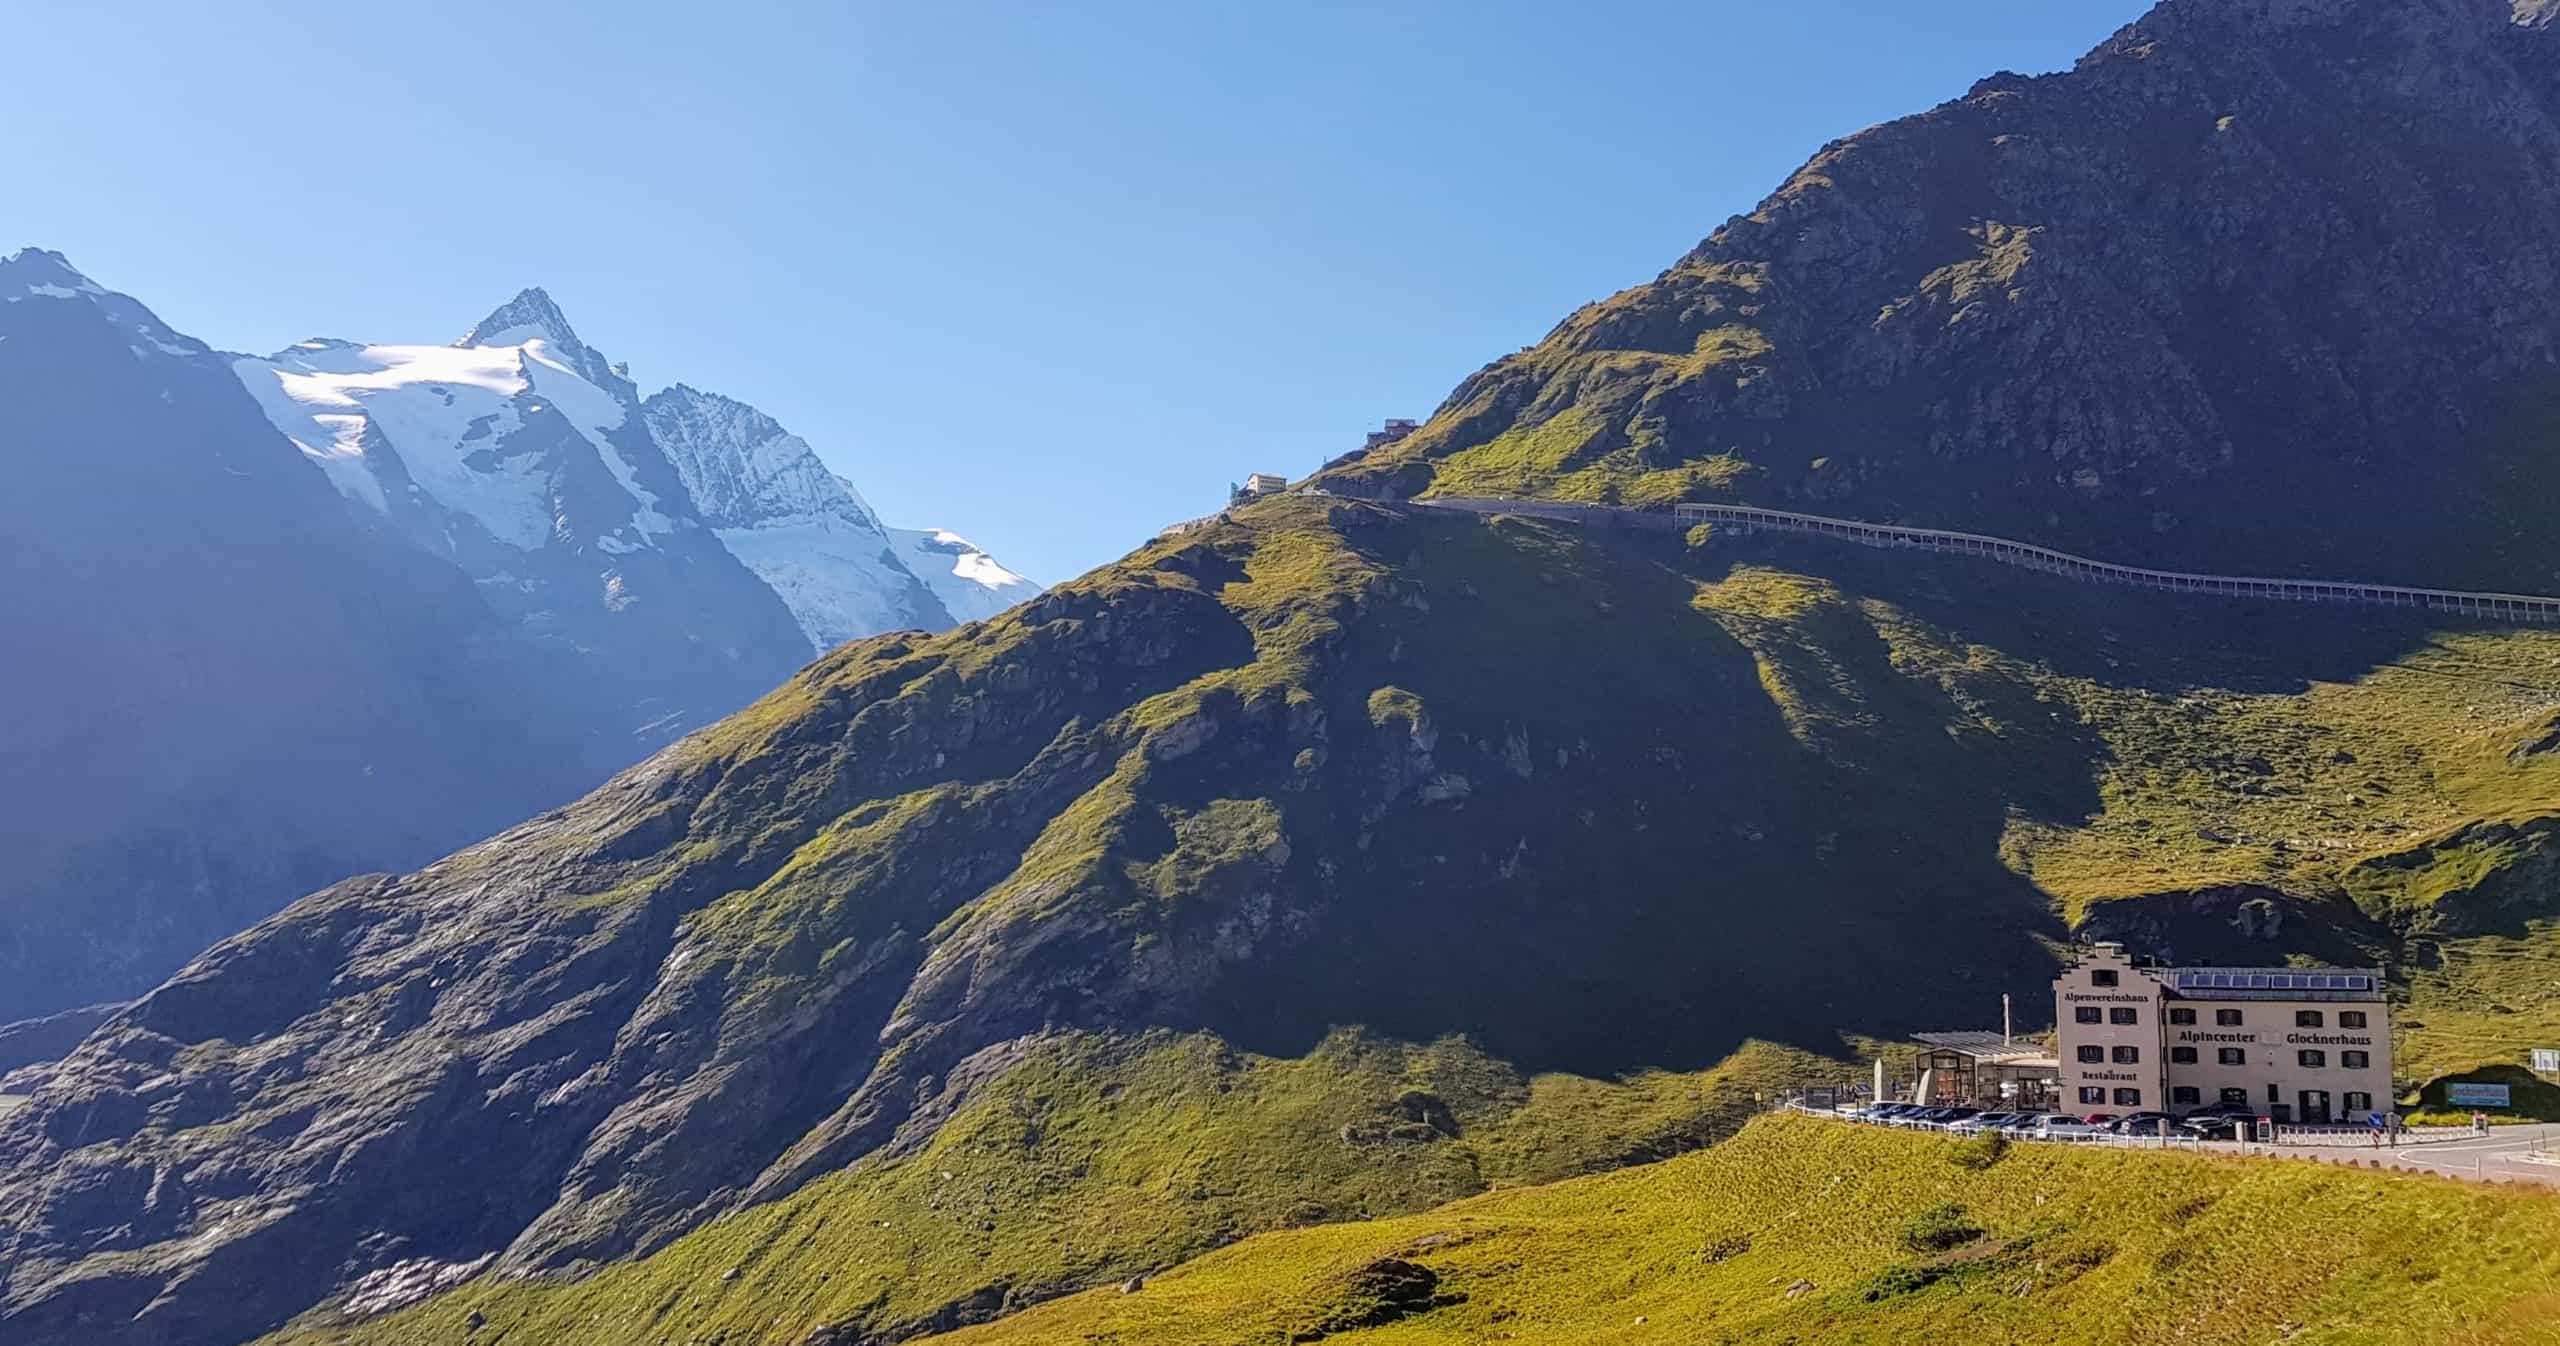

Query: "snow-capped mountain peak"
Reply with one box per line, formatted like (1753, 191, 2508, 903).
(457, 287, 625, 389)
(889, 524, 1040, 625)
(643, 384, 880, 531)
(3, 247, 209, 360)
(459, 286, 580, 352)
(0, 247, 105, 299)
(636, 386, 1039, 640)
(641, 383, 961, 647)
(0, 248, 1056, 657)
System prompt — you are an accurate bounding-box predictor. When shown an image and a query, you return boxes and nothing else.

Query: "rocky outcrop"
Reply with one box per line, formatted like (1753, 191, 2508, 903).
(1330, 0, 2560, 592)
(0, 1005, 124, 1079)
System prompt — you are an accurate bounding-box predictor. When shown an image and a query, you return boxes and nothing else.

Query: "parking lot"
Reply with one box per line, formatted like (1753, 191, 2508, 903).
(1797, 1101, 2560, 1188)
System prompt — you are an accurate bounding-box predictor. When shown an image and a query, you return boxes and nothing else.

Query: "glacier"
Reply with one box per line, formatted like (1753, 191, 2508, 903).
(223, 286, 1037, 654)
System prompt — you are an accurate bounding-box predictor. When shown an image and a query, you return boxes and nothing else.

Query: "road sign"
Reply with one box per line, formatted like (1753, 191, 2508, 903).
(2450, 1083, 2512, 1107)
(2532, 1047, 2560, 1074)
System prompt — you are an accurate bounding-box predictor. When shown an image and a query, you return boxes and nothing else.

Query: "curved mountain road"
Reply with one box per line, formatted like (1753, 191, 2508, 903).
(1401, 495, 2560, 626)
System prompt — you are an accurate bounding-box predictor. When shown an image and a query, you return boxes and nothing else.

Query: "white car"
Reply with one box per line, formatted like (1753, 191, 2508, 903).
(2034, 1117, 2105, 1138)
(1944, 1112, 2017, 1134)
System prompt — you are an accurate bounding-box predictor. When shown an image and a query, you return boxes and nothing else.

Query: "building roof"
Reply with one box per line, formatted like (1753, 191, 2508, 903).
(2156, 966, 2384, 1002)
(1913, 1031, 2050, 1063)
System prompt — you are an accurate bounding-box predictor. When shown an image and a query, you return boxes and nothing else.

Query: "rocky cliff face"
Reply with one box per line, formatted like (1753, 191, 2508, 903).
(1329, 0, 2560, 590)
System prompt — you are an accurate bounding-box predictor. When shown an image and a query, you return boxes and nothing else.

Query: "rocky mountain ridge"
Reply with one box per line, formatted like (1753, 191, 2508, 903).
(236, 284, 1036, 658)
(0, 256, 1034, 1026)
(1325, 0, 2560, 592)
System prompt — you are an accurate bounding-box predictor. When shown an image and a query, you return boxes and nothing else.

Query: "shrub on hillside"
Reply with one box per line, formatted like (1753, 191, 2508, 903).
(1949, 1130, 2009, 1170)
(1902, 1203, 1985, 1254)
(1859, 1264, 1933, 1301)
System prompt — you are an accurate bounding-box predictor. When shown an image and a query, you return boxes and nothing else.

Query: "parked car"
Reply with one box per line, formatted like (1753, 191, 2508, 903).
(2035, 1116, 2107, 1138)
(1945, 1111, 2018, 1134)
(2178, 1105, 2257, 1140)
(1998, 1113, 2059, 1136)
(2107, 1111, 2180, 1137)
(1858, 1103, 1919, 1123)
(2080, 1113, 2118, 1126)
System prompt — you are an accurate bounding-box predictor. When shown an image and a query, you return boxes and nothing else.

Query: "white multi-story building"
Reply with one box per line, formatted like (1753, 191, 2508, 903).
(2053, 943, 2392, 1124)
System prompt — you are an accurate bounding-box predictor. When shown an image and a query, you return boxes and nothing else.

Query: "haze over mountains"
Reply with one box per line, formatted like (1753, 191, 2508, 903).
(6, 1, 2560, 1344)
(0, 251, 1034, 1023)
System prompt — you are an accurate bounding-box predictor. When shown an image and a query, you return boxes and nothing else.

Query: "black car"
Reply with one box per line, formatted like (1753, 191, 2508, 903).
(2107, 1111, 2180, 1136)
(2178, 1104, 2258, 1139)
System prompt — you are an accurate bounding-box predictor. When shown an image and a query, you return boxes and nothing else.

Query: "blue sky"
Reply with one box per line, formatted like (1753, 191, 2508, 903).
(10, 1, 2150, 585)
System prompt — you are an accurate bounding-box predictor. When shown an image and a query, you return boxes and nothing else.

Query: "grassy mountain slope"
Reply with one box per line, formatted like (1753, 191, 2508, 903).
(264, 1034, 1831, 1346)
(226, 499, 2560, 1346)
(1323, 0, 2560, 593)
(927, 1114, 2560, 1346)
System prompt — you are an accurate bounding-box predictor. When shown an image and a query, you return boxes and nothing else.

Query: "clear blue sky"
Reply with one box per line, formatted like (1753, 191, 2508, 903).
(10, 1, 2149, 585)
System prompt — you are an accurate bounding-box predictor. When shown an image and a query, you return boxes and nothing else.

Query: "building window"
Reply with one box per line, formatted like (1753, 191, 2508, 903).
(2217, 1009, 2244, 1026)
(2268, 1083, 2282, 1102)
(2110, 1007, 2139, 1025)
(2172, 1086, 2200, 1105)
(2219, 1048, 2246, 1065)
(2172, 1047, 2198, 1064)
(2169, 1008, 2196, 1025)
(2221, 1087, 2250, 1106)
(2077, 1045, 2104, 1063)
(2298, 1049, 2327, 1068)
(2342, 1051, 2369, 1070)
(2340, 1011, 2367, 1029)
(2113, 1046, 2140, 1064)
(2093, 970, 2120, 987)
(2296, 1010, 2324, 1028)
(2345, 1091, 2373, 1113)
(2074, 1006, 2102, 1024)
(2079, 1086, 2106, 1105)
(2114, 1088, 2142, 1107)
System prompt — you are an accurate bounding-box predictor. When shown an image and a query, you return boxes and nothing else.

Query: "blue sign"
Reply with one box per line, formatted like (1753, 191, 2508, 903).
(2449, 1083, 2512, 1107)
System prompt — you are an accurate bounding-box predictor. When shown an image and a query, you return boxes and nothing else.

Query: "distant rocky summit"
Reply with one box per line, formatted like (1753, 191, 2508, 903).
(1327, 0, 2560, 594)
(0, 252, 1035, 1024)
